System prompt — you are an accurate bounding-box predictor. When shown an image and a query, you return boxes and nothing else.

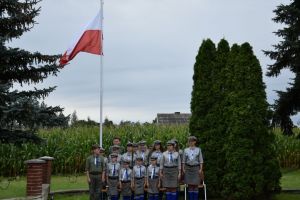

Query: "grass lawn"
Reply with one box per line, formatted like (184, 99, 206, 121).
(0, 170, 299, 199)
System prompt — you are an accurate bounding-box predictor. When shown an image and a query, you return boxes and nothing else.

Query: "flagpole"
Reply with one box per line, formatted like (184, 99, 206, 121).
(99, 0, 104, 147)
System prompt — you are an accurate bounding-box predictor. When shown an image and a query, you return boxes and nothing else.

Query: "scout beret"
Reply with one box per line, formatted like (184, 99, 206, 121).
(112, 145, 120, 149)
(91, 144, 100, 150)
(153, 140, 161, 145)
(188, 136, 197, 141)
(110, 153, 118, 158)
(136, 156, 143, 161)
(127, 142, 133, 146)
(150, 155, 158, 160)
(139, 140, 146, 145)
(167, 140, 175, 145)
(123, 159, 130, 164)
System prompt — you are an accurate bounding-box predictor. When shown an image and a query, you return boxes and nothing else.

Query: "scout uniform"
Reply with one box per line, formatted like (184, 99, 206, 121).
(160, 140, 181, 200)
(182, 136, 204, 200)
(121, 142, 137, 169)
(119, 159, 133, 200)
(136, 140, 150, 166)
(86, 144, 105, 200)
(147, 156, 160, 200)
(107, 153, 120, 200)
(133, 157, 147, 200)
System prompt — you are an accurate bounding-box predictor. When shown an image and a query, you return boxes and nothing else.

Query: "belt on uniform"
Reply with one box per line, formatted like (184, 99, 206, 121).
(185, 164, 200, 167)
(108, 176, 118, 179)
(89, 172, 101, 175)
(135, 177, 145, 180)
(148, 176, 159, 179)
(121, 180, 131, 183)
(164, 166, 177, 168)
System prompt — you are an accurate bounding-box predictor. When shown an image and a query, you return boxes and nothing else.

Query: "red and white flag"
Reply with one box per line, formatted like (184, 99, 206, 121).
(60, 11, 103, 66)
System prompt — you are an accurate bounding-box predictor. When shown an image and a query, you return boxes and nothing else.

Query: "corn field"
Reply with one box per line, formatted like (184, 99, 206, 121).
(0, 125, 299, 177)
(0, 124, 189, 177)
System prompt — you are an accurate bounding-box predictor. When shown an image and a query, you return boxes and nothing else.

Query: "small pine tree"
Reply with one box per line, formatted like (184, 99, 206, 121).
(264, 0, 300, 135)
(0, 0, 67, 143)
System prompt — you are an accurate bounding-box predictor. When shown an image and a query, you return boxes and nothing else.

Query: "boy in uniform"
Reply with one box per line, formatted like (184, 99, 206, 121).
(121, 142, 137, 169)
(86, 144, 106, 200)
(119, 159, 133, 200)
(133, 156, 147, 200)
(146, 155, 160, 200)
(106, 153, 120, 200)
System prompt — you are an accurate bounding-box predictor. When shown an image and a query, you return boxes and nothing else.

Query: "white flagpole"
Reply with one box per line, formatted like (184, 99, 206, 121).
(99, 0, 104, 147)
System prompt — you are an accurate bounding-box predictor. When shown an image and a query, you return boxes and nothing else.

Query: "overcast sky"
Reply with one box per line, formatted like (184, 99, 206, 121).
(10, 0, 299, 124)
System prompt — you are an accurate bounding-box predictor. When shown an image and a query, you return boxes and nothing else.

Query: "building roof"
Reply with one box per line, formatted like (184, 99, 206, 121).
(157, 112, 191, 125)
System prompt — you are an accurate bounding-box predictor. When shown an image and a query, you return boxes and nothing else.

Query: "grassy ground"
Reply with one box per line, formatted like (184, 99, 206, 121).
(0, 170, 299, 199)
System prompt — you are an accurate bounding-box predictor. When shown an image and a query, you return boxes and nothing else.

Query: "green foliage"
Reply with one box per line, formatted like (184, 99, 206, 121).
(264, 0, 300, 136)
(0, 124, 189, 177)
(0, 0, 69, 143)
(190, 39, 281, 199)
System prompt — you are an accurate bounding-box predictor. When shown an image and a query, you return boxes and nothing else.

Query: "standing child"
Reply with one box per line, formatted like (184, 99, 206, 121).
(106, 153, 120, 200)
(85, 144, 106, 200)
(133, 156, 147, 200)
(146, 155, 160, 200)
(182, 136, 204, 200)
(119, 159, 133, 200)
(160, 140, 181, 200)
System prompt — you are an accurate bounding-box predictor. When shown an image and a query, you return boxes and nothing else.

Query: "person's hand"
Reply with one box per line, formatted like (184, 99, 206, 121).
(131, 184, 135, 191)
(102, 177, 105, 183)
(160, 172, 163, 178)
(157, 182, 161, 188)
(178, 173, 181, 181)
(119, 183, 122, 190)
(87, 177, 91, 183)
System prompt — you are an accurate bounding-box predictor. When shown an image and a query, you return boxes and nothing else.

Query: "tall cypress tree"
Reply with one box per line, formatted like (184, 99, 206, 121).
(190, 39, 222, 196)
(222, 43, 281, 199)
(0, 0, 69, 143)
(264, 0, 300, 135)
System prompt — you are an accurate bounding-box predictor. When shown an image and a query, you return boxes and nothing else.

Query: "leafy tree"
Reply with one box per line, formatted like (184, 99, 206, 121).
(264, 0, 300, 135)
(0, 0, 67, 143)
(103, 117, 114, 128)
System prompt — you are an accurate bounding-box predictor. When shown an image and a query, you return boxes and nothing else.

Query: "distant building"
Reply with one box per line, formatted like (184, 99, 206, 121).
(156, 112, 191, 125)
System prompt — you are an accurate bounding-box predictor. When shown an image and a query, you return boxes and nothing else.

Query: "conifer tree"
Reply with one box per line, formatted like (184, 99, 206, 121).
(190, 39, 221, 195)
(0, 0, 69, 143)
(222, 43, 281, 199)
(264, 0, 300, 135)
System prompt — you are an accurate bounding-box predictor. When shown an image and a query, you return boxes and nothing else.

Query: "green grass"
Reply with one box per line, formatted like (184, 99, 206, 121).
(281, 169, 300, 189)
(0, 170, 299, 199)
(272, 193, 300, 200)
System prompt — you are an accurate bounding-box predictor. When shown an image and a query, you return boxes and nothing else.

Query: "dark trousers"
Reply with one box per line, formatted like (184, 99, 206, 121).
(89, 175, 102, 200)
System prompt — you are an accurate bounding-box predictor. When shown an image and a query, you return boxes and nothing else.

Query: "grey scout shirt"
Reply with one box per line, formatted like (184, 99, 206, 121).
(147, 164, 160, 179)
(133, 165, 146, 178)
(119, 167, 133, 182)
(182, 147, 204, 166)
(107, 162, 120, 177)
(160, 151, 181, 170)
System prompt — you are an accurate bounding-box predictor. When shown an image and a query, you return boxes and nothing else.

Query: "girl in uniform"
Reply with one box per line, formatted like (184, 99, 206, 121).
(160, 140, 181, 200)
(106, 153, 120, 200)
(182, 136, 204, 200)
(133, 156, 147, 200)
(146, 155, 160, 200)
(119, 159, 133, 200)
(149, 140, 164, 200)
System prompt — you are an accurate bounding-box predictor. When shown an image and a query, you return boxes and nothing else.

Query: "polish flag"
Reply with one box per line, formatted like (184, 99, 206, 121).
(60, 11, 103, 66)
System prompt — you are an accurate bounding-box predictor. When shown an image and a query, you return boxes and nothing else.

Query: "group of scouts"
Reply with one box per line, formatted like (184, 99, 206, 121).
(85, 136, 204, 200)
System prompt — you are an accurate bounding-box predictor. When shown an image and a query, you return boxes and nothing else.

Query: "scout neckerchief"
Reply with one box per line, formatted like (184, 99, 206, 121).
(113, 164, 116, 176)
(168, 151, 173, 163)
(151, 165, 155, 179)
